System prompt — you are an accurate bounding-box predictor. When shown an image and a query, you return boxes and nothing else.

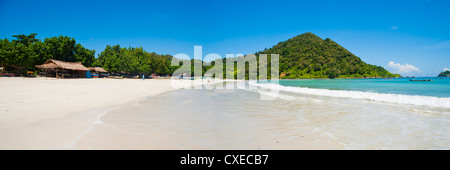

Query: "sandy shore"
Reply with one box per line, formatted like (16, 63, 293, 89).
(0, 77, 207, 149)
(0, 78, 345, 150)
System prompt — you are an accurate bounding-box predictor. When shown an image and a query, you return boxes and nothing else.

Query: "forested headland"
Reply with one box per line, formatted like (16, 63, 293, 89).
(256, 33, 400, 78)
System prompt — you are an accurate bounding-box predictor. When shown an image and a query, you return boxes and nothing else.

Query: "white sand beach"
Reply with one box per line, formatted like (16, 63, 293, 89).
(0, 78, 205, 149)
(0, 77, 345, 150)
(4, 77, 447, 150)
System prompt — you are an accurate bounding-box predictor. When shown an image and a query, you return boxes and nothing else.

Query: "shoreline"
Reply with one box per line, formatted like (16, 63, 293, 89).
(69, 82, 345, 150)
(1, 77, 448, 149)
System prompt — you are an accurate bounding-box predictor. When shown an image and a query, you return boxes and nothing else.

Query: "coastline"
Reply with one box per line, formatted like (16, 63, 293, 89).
(2, 77, 447, 149)
(0, 77, 212, 149)
(70, 82, 345, 150)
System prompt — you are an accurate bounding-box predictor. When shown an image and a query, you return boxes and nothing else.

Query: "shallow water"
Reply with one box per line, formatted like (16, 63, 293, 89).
(73, 81, 450, 150)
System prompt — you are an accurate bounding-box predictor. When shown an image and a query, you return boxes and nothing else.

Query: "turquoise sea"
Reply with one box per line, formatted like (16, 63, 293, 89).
(278, 77, 450, 98)
(255, 77, 450, 109)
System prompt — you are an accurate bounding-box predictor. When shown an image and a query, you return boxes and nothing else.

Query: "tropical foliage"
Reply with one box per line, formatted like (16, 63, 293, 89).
(0, 33, 95, 74)
(93, 44, 176, 75)
(0, 33, 400, 78)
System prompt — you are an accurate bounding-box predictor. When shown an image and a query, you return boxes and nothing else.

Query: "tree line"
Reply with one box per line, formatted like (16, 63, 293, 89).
(1, 33, 400, 79)
(94, 44, 177, 75)
(0, 33, 256, 78)
(0, 33, 178, 76)
(0, 33, 95, 74)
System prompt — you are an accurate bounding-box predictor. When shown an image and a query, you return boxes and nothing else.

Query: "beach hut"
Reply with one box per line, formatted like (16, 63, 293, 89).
(35, 59, 89, 78)
(88, 67, 108, 78)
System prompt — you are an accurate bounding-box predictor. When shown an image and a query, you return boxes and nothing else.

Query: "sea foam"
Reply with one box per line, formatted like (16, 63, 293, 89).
(253, 82, 450, 109)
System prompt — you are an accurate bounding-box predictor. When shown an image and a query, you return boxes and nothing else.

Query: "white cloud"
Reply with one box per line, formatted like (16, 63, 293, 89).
(444, 68, 450, 71)
(391, 25, 398, 30)
(387, 61, 421, 76)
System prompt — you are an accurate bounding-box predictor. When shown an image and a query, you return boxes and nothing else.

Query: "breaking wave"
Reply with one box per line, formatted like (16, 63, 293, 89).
(253, 82, 450, 109)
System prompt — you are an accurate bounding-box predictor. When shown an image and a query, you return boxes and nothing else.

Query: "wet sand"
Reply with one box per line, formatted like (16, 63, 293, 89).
(71, 84, 344, 150)
(71, 82, 448, 150)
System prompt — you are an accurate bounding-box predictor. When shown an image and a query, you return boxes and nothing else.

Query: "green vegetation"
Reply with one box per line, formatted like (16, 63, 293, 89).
(0, 33, 95, 74)
(0, 32, 399, 79)
(255, 32, 400, 79)
(0, 33, 177, 76)
(94, 44, 176, 75)
(437, 70, 450, 77)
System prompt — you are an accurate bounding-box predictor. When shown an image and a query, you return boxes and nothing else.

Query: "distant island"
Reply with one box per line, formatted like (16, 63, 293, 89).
(438, 70, 450, 77)
(256, 33, 400, 79)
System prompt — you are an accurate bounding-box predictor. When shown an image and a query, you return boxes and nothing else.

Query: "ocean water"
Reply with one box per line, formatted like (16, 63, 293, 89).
(277, 77, 450, 98)
(80, 80, 450, 150)
(257, 78, 450, 108)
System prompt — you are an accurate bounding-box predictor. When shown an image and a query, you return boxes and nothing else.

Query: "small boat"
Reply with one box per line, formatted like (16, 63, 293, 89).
(107, 76, 123, 79)
(410, 79, 431, 82)
(1, 73, 15, 77)
(92, 74, 99, 78)
(131, 75, 139, 79)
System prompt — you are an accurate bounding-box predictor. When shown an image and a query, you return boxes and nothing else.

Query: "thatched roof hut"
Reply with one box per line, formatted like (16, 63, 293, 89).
(88, 67, 108, 73)
(36, 59, 89, 71)
(35, 59, 89, 78)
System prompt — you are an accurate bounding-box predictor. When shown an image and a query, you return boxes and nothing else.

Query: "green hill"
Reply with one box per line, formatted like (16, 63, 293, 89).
(256, 33, 400, 79)
(438, 70, 450, 77)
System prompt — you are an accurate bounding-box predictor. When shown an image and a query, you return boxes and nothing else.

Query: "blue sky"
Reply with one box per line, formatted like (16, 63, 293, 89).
(1, 0, 449, 76)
